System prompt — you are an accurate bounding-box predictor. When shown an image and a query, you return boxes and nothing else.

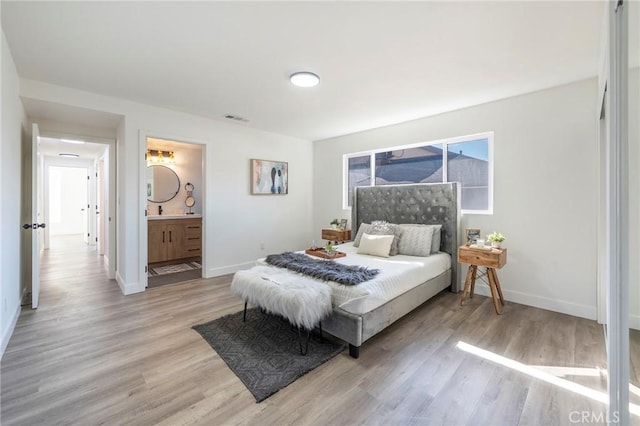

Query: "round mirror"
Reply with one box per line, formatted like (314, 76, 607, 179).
(185, 196, 195, 208)
(146, 165, 180, 203)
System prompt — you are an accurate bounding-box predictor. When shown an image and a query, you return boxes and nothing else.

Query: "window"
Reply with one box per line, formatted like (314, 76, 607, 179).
(343, 132, 493, 214)
(344, 154, 372, 209)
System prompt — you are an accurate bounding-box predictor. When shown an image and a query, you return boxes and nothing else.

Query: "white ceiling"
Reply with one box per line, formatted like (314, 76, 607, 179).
(38, 137, 108, 160)
(1, 1, 616, 141)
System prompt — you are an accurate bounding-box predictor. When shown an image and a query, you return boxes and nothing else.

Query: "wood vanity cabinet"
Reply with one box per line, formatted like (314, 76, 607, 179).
(148, 218, 202, 263)
(183, 220, 202, 258)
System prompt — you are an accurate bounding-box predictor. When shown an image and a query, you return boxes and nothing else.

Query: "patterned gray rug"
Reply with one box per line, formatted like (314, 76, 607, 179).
(193, 308, 345, 402)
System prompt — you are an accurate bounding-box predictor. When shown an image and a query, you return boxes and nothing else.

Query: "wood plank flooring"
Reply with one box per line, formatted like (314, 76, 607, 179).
(0, 235, 632, 425)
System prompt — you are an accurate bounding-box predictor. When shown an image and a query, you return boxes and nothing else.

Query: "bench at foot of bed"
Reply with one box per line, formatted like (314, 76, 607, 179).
(231, 266, 333, 355)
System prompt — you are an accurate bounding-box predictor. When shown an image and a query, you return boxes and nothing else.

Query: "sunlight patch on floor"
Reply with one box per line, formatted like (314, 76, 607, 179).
(456, 341, 640, 417)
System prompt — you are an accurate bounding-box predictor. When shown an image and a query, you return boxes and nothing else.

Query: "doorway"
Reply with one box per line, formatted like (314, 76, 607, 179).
(38, 136, 116, 289)
(144, 136, 205, 288)
(47, 166, 90, 247)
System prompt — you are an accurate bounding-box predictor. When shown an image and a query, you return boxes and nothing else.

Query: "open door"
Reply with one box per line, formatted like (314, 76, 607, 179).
(22, 123, 45, 309)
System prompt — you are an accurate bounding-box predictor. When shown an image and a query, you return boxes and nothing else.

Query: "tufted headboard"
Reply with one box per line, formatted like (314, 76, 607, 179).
(351, 182, 461, 291)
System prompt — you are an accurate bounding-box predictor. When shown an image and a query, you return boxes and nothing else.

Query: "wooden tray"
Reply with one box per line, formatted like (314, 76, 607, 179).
(305, 248, 346, 259)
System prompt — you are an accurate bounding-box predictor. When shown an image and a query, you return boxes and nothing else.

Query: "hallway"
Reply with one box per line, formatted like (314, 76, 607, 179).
(0, 234, 237, 425)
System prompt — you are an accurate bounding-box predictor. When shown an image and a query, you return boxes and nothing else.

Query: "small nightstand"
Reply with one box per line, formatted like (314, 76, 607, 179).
(321, 228, 351, 244)
(458, 245, 507, 314)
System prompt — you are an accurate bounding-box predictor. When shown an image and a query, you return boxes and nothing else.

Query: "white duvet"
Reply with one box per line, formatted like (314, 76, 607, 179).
(257, 242, 451, 315)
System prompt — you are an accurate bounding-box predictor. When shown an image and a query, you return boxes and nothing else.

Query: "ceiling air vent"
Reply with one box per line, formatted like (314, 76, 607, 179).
(224, 114, 249, 123)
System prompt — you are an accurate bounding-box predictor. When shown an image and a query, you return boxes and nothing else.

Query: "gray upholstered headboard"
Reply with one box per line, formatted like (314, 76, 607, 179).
(351, 182, 461, 290)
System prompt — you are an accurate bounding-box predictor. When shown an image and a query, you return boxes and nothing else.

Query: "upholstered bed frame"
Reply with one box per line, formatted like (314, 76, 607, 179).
(322, 182, 461, 358)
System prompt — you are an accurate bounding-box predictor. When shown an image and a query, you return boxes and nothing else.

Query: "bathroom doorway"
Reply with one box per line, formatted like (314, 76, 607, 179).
(145, 137, 204, 287)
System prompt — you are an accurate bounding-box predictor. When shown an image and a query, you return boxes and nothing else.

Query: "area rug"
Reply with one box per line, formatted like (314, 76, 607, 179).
(193, 308, 346, 402)
(148, 261, 201, 276)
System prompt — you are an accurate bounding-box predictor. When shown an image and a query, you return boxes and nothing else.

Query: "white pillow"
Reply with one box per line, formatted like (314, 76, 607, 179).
(397, 225, 434, 257)
(353, 222, 400, 255)
(357, 233, 394, 258)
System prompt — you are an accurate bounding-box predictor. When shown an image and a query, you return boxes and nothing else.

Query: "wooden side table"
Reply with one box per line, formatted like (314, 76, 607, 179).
(458, 245, 507, 314)
(321, 228, 351, 244)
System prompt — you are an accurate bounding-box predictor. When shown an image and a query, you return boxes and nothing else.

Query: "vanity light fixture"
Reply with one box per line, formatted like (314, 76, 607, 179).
(290, 71, 320, 88)
(147, 149, 175, 165)
(59, 153, 79, 158)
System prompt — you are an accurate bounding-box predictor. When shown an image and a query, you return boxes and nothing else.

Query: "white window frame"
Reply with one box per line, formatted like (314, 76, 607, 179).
(342, 131, 494, 215)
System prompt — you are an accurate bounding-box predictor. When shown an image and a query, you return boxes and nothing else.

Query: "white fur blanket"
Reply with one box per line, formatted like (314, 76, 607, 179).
(231, 266, 332, 330)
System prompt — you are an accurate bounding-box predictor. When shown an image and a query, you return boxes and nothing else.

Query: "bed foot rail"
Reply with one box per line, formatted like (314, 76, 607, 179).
(349, 344, 360, 359)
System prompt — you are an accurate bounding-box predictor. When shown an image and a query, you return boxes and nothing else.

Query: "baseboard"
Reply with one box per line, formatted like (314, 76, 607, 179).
(1, 302, 21, 360)
(206, 261, 255, 278)
(473, 284, 597, 320)
(116, 271, 144, 295)
(630, 314, 640, 331)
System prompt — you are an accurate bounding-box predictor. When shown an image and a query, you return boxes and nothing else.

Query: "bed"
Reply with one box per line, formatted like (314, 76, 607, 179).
(243, 182, 461, 357)
(319, 182, 461, 358)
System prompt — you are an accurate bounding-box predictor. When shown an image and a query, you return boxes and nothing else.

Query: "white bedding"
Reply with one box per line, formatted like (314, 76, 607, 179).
(257, 242, 451, 315)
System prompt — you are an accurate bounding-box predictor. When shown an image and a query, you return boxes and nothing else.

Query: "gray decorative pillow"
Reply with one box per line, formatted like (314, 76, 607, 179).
(352, 223, 372, 247)
(353, 221, 400, 256)
(398, 224, 442, 254)
(397, 224, 435, 257)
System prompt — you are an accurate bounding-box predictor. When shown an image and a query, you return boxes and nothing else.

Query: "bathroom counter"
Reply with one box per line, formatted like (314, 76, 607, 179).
(148, 214, 202, 220)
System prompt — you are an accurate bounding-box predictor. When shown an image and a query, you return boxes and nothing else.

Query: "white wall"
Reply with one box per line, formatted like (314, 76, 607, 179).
(19, 79, 314, 295)
(1, 29, 26, 356)
(314, 78, 598, 320)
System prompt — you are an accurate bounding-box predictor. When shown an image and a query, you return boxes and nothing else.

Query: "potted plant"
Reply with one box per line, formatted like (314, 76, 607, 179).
(486, 232, 506, 249)
(324, 241, 336, 254)
(330, 218, 340, 229)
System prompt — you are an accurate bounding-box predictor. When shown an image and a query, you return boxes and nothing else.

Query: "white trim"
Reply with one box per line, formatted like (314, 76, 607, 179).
(206, 261, 255, 278)
(606, 2, 629, 424)
(342, 131, 494, 214)
(472, 284, 597, 321)
(1, 301, 21, 359)
(116, 271, 144, 295)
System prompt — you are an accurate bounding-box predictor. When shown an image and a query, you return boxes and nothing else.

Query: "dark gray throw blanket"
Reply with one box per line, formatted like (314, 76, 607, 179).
(265, 252, 380, 285)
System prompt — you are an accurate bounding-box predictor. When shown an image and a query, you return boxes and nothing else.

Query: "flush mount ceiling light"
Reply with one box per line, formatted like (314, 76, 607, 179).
(290, 71, 320, 88)
(59, 153, 79, 158)
(60, 138, 85, 144)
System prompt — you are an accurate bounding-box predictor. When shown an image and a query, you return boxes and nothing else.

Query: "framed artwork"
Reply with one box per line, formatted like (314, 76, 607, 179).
(339, 219, 348, 230)
(465, 228, 481, 245)
(251, 159, 288, 195)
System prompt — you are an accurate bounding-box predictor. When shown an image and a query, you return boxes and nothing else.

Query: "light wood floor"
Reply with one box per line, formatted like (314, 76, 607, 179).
(0, 235, 632, 425)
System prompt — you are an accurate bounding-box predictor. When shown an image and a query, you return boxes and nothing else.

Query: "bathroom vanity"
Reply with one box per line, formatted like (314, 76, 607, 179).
(148, 216, 202, 263)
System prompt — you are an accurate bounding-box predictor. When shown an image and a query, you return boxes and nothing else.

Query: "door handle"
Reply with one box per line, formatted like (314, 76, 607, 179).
(22, 223, 46, 230)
